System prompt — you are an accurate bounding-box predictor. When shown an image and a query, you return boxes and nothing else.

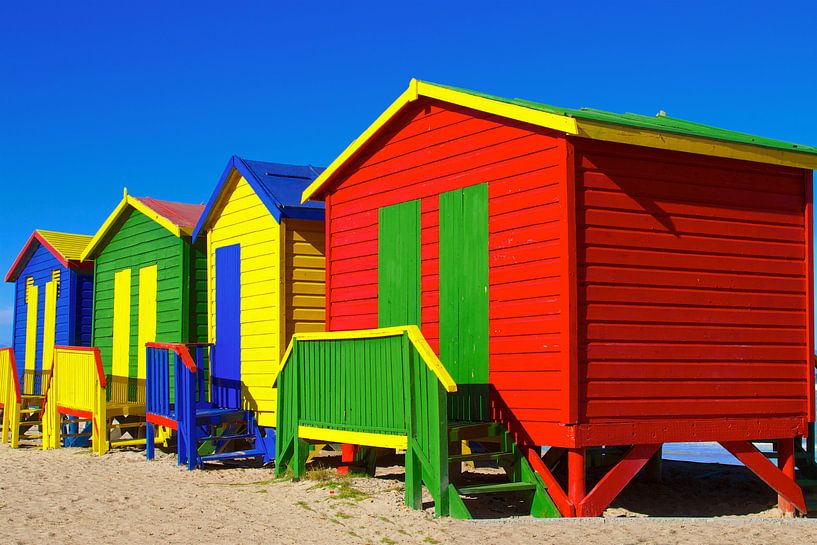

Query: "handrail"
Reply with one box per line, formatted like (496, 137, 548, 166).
(145, 342, 202, 373)
(277, 325, 457, 393)
(275, 325, 457, 516)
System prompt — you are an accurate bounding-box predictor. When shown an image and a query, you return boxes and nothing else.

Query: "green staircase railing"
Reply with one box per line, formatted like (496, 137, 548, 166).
(274, 325, 458, 516)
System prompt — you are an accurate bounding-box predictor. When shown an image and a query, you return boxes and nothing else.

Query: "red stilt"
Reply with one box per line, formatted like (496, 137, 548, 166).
(337, 443, 356, 475)
(777, 438, 796, 516)
(577, 443, 660, 517)
(568, 447, 586, 513)
(526, 447, 574, 517)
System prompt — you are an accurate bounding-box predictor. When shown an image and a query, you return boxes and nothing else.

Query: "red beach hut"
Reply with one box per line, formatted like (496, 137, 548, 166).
(294, 79, 817, 517)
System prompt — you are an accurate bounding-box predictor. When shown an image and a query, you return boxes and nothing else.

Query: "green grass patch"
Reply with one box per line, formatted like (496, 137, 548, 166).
(295, 500, 314, 512)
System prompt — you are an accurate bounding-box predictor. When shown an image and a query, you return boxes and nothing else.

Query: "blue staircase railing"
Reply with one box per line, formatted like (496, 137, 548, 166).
(144, 342, 274, 469)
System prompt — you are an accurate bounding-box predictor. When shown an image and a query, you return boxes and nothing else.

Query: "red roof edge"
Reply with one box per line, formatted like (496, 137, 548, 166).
(134, 197, 205, 231)
(5, 231, 72, 283)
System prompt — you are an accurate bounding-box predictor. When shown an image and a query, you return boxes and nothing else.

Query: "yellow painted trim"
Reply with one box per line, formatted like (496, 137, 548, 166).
(301, 79, 817, 203)
(301, 79, 580, 203)
(289, 325, 457, 393)
(111, 269, 131, 379)
(298, 425, 408, 450)
(137, 264, 158, 380)
(81, 195, 184, 261)
(301, 82, 420, 203)
(42, 278, 58, 373)
(24, 282, 38, 390)
(575, 119, 817, 170)
(416, 80, 579, 135)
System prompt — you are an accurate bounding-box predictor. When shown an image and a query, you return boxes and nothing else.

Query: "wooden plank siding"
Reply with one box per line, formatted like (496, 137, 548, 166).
(207, 174, 282, 427)
(325, 99, 569, 441)
(573, 138, 812, 423)
(92, 208, 204, 380)
(283, 218, 326, 341)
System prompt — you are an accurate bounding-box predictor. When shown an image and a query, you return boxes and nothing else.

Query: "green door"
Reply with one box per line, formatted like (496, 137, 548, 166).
(440, 184, 489, 421)
(378, 200, 421, 327)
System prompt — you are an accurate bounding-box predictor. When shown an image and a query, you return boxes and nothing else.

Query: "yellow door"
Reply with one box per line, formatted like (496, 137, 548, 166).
(24, 278, 38, 394)
(137, 265, 158, 380)
(112, 269, 132, 382)
(42, 272, 58, 374)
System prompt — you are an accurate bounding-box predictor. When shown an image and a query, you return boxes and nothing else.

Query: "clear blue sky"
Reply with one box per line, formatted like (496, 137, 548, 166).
(1, 1, 815, 345)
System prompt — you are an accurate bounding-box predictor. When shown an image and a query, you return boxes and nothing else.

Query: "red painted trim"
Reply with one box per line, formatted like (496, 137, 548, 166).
(805, 170, 814, 423)
(57, 406, 93, 419)
(777, 438, 796, 515)
(5, 231, 75, 282)
(145, 342, 197, 373)
(577, 443, 661, 517)
(524, 416, 808, 448)
(720, 440, 806, 514)
(561, 139, 579, 424)
(53, 346, 107, 388)
(3, 348, 22, 403)
(146, 412, 178, 430)
(525, 446, 574, 517)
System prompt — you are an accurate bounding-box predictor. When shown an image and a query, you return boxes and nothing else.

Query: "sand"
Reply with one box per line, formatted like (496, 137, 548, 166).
(1, 442, 816, 545)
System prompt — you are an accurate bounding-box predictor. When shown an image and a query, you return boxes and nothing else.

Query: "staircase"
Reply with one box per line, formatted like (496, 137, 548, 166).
(274, 326, 562, 519)
(184, 408, 273, 468)
(445, 422, 558, 518)
(145, 343, 275, 470)
(10, 394, 46, 445)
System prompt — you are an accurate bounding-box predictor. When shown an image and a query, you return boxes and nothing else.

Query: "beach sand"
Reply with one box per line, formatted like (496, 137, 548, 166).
(1, 442, 816, 545)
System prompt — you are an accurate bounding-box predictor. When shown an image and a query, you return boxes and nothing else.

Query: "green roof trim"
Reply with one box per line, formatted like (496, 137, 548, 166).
(426, 81, 817, 157)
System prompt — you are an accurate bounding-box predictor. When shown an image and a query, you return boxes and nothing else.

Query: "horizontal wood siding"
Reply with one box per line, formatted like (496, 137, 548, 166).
(92, 209, 185, 377)
(574, 139, 811, 423)
(11, 245, 70, 373)
(207, 174, 281, 427)
(73, 270, 94, 346)
(326, 100, 568, 435)
(284, 218, 326, 341)
(188, 242, 208, 343)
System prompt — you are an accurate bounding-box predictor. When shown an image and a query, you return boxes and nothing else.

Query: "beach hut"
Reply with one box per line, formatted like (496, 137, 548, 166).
(40, 190, 207, 454)
(275, 79, 817, 518)
(1, 230, 93, 445)
(142, 156, 325, 468)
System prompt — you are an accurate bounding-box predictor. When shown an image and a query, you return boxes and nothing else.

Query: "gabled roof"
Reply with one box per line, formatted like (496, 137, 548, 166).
(191, 156, 325, 242)
(5, 230, 93, 282)
(81, 189, 205, 261)
(302, 79, 817, 202)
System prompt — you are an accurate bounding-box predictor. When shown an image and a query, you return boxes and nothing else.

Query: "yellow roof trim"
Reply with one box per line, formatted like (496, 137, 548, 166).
(302, 79, 817, 203)
(575, 119, 817, 170)
(301, 79, 580, 203)
(81, 194, 184, 261)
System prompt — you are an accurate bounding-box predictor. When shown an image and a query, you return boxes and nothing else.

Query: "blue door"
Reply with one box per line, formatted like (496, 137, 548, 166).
(214, 244, 241, 408)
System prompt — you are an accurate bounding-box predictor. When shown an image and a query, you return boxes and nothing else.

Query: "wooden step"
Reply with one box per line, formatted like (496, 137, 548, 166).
(197, 433, 254, 444)
(457, 482, 536, 495)
(449, 451, 513, 465)
(199, 449, 266, 463)
(448, 422, 505, 442)
(111, 422, 146, 430)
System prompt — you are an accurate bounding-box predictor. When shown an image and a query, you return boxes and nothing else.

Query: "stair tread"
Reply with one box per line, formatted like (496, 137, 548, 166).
(200, 449, 265, 462)
(457, 481, 536, 495)
(449, 451, 513, 464)
(197, 433, 255, 443)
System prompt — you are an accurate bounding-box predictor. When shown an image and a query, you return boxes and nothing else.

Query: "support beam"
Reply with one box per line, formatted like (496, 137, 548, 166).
(568, 447, 586, 509)
(777, 438, 796, 516)
(577, 443, 660, 517)
(720, 440, 806, 515)
(525, 447, 574, 517)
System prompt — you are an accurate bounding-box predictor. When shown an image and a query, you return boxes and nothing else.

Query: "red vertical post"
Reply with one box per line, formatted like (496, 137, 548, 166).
(338, 443, 356, 475)
(777, 438, 796, 516)
(568, 447, 586, 513)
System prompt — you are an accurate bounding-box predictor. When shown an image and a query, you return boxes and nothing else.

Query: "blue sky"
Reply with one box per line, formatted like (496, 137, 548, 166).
(0, 1, 815, 345)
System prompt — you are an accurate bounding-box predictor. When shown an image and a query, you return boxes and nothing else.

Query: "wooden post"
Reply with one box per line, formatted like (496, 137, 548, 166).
(568, 447, 586, 511)
(777, 438, 796, 517)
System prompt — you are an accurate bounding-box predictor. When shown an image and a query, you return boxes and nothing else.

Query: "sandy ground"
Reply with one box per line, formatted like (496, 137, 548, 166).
(1, 441, 817, 545)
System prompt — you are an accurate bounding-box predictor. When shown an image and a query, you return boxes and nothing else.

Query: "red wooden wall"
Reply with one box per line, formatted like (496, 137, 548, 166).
(573, 138, 813, 428)
(325, 99, 570, 439)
